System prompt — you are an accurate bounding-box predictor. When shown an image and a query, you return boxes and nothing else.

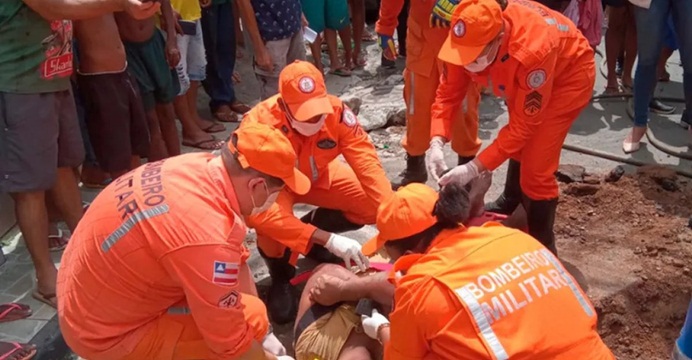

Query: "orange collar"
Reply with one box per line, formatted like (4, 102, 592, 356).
(206, 155, 242, 216)
(496, 18, 513, 64)
(386, 227, 466, 285)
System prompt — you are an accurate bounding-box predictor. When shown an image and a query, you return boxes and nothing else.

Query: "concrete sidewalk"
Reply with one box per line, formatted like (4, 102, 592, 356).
(0, 37, 689, 359)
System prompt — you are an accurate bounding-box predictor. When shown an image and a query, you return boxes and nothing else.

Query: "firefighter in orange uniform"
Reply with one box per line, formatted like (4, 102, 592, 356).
(57, 123, 305, 360)
(427, 0, 595, 254)
(358, 183, 615, 360)
(242, 60, 394, 324)
(376, 0, 483, 188)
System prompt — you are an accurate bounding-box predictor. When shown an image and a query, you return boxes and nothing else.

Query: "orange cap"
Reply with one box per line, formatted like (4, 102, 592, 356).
(438, 0, 503, 66)
(362, 184, 439, 256)
(279, 60, 334, 121)
(228, 122, 311, 195)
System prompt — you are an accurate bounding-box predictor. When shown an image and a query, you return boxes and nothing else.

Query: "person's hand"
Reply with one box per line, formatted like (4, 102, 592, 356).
(377, 33, 397, 61)
(361, 309, 390, 340)
(165, 40, 181, 68)
(199, 0, 212, 7)
(301, 13, 309, 28)
(262, 333, 286, 356)
(254, 44, 274, 72)
(324, 234, 369, 272)
(438, 161, 480, 187)
(124, 0, 161, 20)
(426, 136, 448, 183)
(430, 0, 459, 28)
(309, 274, 347, 306)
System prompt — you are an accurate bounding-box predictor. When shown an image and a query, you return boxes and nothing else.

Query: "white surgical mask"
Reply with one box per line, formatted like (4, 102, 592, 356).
(464, 37, 501, 73)
(249, 180, 279, 215)
(289, 114, 327, 136)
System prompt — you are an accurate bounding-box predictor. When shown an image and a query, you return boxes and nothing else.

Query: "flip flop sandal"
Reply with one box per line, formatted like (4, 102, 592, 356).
(32, 289, 57, 309)
(182, 138, 225, 151)
(229, 101, 251, 114)
(0, 341, 37, 360)
(48, 229, 70, 252)
(213, 110, 238, 123)
(362, 32, 378, 42)
(0, 303, 32, 323)
(604, 86, 624, 95)
(352, 52, 367, 69)
(201, 121, 226, 133)
(329, 68, 352, 77)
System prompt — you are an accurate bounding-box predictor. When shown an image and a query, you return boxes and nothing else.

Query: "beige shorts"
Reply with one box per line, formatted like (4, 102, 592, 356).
(294, 304, 362, 360)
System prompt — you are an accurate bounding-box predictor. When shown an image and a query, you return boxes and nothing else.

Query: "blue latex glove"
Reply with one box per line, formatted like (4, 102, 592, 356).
(377, 33, 397, 61)
(430, 0, 460, 28)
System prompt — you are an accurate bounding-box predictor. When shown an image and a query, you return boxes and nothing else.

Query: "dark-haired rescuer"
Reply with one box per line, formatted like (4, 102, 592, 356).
(316, 182, 615, 360)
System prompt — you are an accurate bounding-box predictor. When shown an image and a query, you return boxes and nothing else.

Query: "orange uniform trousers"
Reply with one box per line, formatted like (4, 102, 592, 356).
(121, 264, 269, 360)
(402, 61, 482, 157)
(258, 161, 379, 258)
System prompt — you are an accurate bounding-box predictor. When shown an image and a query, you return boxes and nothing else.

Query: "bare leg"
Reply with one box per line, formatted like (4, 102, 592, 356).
(48, 167, 83, 233)
(348, 0, 364, 60)
(622, 8, 637, 89)
(146, 109, 169, 161)
(309, 34, 325, 74)
(605, 6, 626, 91)
(338, 25, 353, 70)
(232, 1, 244, 48)
(338, 332, 376, 360)
(187, 80, 217, 127)
(155, 103, 182, 156)
(325, 29, 347, 73)
(12, 191, 56, 296)
(173, 92, 217, 146)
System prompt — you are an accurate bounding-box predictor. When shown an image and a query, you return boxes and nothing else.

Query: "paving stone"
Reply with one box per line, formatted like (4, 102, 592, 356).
(4, 272, 34, 297)
(0, 319, 46, 343)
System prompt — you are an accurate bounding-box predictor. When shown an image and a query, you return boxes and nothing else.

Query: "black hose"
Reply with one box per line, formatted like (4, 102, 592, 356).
(562, 49, 692, 164)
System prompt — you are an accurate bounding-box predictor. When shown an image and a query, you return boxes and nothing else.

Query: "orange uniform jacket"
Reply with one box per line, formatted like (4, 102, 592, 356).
(243, 95, 392, 254)
(57, 154, 266, 360)
(431, 0, 595, 171)
(376, 0, 448, 77)
(385, 222, 614, 360)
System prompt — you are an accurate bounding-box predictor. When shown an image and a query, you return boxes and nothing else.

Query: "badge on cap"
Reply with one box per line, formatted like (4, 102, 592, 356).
(298, 76, 315, 93)
(526, 69, 547, 89)
(453, 20, 466, 37)
(342, 107, 358, 127)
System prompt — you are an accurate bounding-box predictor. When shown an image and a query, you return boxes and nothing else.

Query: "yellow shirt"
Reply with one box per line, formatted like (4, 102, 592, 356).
(170, 0, 201, 21)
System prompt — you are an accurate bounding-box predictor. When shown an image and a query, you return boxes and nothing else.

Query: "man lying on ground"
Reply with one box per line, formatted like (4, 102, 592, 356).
(296, 172, 525, 360)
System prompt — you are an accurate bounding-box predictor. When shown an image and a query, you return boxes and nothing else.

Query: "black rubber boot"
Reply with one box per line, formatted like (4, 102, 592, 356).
(300, 208, 363, 263)
(259, 249, 296, 324)
(522, 195, 559, 256)
(485, 159, 521, 215)
(458, 155, 475, 165)
(391, 154, 427, 190)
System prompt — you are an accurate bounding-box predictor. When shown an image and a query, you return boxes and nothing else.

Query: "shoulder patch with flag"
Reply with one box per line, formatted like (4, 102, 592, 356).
(213, 261, 239, 286)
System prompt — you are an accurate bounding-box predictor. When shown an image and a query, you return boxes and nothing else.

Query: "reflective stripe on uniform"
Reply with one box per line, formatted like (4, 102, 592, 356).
(101, 204, 170, 252)
(167, 306, 191, 315)
(309, 156, 319, 181)
(455, 287, 509, 360)
(408, 71, 415, 115)
(541, 249, 594, 317)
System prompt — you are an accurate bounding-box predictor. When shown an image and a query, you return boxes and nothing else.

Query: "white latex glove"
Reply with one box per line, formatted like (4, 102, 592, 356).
(262, 333, 286, 356)
(361, 309, 390, 340)
(438, 161, 480, 187)
(324, 233, 370, 272)
(426, 136, 448, 182)
(277, 356, 295, 360)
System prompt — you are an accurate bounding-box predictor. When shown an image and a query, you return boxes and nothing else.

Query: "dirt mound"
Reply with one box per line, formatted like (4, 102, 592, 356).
(556, 166, 692, 359)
